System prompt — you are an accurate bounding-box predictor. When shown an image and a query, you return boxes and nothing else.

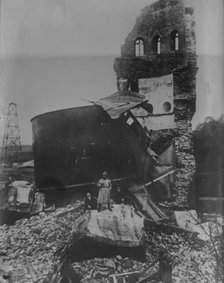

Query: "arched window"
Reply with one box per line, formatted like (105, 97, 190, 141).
(171, 31, 179, 51)
(135, 39, 144, 56)
(153, 35, 161, 54)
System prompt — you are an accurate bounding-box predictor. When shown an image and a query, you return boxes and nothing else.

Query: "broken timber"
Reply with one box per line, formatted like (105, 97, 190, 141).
(129, 185, 167, 222)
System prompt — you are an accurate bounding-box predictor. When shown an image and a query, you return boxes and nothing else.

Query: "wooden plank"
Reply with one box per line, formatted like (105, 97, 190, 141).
(38, 176, 136, 191)
(136, 271, 159, 283)
(198, 197, 224, 201)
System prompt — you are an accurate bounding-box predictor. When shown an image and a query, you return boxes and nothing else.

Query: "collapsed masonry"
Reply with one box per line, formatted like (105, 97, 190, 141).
(69, 205, 145, 261)
(111, 0, 198, 208)
(1, 196, 220, 283)
(0, 201, 84, 283)
(113, 0, 197, 120)
(0, 201, 169, 283)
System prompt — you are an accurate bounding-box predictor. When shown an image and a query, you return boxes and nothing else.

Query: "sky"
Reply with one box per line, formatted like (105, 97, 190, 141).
(0, 0, 155, 57)
(0, 0, 223, 143)
(192, 0, 224, 129)
(0, 0, 155, 144)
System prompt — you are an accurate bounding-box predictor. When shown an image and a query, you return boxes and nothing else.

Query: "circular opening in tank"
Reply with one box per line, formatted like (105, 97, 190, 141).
(163, 101, 172, 112)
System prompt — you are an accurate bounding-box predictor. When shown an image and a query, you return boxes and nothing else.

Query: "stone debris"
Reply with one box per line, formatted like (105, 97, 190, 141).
(71, 205, 144, 247)
(174, 119, 196, 206)
(0, 119, 222, 283)
(72, 255, 158, 283)
(0, 198, 222, 283)
(68, 218, 221, 283)
(145, 227, 219, 283)
(0, 201, 84, 283)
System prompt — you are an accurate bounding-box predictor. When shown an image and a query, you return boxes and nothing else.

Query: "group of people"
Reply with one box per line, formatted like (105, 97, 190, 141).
(85, 171, 125, 212)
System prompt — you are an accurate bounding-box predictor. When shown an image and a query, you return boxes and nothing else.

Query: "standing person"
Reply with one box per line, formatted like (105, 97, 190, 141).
(85, 192, 95, 210)
(113, 186, 125, 204)
(97, 171, 112, 212)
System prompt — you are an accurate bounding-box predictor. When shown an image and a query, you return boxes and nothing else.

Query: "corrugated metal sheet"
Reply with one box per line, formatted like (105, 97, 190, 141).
(95, 91, 147, 119)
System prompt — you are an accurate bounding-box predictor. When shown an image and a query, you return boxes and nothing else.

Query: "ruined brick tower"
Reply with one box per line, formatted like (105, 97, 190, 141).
(114, 0, 197, 120)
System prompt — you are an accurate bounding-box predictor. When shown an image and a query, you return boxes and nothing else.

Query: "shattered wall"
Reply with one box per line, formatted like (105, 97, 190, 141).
(133, 74, 175, 130)
(174, 119, 195, 206)
(112, 0, 198, 204)
(113, 0, 197, 118)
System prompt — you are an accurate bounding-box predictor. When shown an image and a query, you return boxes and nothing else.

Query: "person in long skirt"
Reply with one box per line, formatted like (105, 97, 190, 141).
(97, 171, 112, 212)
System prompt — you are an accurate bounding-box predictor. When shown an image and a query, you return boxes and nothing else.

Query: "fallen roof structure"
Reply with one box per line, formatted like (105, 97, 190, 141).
(94, 90, 177, 201)
(129, 174, 172, 222)
(71, 205, 144, 247)
(94, 90, 147, 119)
(69, 205, 146, 260)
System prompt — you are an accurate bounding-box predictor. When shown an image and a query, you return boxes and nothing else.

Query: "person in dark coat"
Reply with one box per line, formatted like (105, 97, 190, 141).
(85, 192, 95, 210)
(113, 187, 125, 204)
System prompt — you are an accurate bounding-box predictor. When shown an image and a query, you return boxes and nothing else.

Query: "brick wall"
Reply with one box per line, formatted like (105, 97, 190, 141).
(113, 0, 197, 118)
(121, 0, 185, 57)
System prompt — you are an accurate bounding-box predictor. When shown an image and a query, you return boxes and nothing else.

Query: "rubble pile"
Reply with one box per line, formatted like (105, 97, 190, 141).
(70, 223, 220, 283)
(174, 119, 196, 206)
(0, 198, 221, 283)
(0, 201, 84, 283)
(72, 255, 157, 283)
(145, 228, 219, 283)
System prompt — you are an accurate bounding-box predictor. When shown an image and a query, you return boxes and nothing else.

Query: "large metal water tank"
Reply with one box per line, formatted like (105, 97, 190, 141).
(31, 105, 137, 197)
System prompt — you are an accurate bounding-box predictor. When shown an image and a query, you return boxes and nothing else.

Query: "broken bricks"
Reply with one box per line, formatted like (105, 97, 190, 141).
(0, 201, 83, 283)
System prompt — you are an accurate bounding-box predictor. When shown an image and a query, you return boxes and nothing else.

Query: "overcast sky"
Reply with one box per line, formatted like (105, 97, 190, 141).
(1, 0, 156, 57)
(0, 0, 223, 144)
(0, 0, 155, 144)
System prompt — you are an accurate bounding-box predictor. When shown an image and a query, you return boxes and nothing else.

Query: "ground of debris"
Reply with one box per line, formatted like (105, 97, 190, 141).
(0, 202, 84, 283)
(0, 119, 222, 283)
(0, 202, 222, 283)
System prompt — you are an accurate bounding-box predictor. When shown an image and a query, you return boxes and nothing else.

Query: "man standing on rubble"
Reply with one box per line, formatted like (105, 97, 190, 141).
(97, 171, 112, 212)
(85, 192, 95, 210)
(113, 186, 125, 204)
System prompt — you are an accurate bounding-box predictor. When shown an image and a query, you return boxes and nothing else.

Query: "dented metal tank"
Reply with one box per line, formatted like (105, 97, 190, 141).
(31, 105, 137, 196)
